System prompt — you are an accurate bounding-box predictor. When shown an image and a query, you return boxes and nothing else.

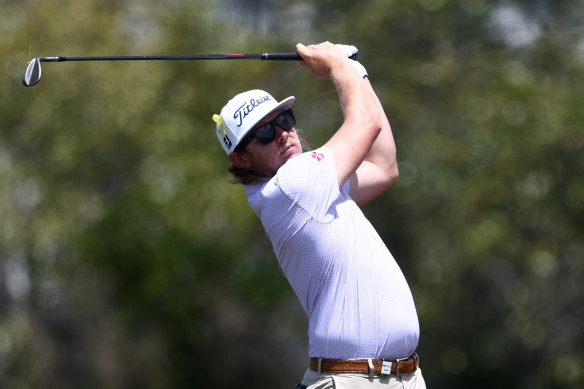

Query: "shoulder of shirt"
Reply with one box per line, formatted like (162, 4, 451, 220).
(245, 146, 331, 192)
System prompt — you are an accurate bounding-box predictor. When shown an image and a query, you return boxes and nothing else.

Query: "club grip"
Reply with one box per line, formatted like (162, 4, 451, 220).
(262, 52, 302, 60)
(262, 52, 357, 61)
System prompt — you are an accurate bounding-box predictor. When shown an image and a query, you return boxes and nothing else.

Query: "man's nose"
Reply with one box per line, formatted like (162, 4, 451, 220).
(275, 126, 289, 143)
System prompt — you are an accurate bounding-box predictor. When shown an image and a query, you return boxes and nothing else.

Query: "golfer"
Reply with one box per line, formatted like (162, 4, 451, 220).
(213, 42, 426, 389)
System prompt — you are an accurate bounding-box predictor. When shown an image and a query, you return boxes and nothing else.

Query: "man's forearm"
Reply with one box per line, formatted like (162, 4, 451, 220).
(347, 80, 399, 205)
(362, 80, 397, 174)
(330, 61, 378, 129)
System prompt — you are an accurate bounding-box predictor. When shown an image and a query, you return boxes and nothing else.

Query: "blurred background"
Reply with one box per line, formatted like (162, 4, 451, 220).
(1, 0, 583, 388)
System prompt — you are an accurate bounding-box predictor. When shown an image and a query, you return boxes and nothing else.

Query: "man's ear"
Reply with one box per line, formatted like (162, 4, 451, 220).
(228, 151, 253, 169)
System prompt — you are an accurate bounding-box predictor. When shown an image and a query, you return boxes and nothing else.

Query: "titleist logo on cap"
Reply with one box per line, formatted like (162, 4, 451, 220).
(233, 95, 272, 126)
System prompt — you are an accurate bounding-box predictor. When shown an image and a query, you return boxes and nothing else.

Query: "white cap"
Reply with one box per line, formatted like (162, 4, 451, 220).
(213, 89, 295, 155)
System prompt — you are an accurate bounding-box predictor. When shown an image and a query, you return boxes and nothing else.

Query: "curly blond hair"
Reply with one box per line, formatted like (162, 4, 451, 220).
(228, 129, 311, 185)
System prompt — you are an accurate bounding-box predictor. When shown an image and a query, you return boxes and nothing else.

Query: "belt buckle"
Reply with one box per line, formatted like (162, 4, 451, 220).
(394, 356, 409, 376)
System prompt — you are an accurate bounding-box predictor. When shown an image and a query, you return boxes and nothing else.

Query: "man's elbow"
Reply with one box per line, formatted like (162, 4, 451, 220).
(385, 163, 399, 188)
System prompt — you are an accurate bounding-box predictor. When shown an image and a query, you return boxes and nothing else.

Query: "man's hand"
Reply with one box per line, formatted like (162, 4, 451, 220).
(296, 42, 352, 79)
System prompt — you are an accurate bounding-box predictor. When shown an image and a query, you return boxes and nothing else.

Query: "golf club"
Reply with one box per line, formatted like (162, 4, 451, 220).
(23, 51, 358, 87)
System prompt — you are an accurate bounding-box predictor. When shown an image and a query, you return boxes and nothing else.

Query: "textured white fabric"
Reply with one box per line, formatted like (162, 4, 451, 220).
(245, 146, 419, 359)
(301, 367, 426, 389)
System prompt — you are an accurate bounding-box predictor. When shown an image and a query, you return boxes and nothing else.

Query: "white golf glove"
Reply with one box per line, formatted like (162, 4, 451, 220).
(334, 43, 368, 79)
(350, 60, 368, 79)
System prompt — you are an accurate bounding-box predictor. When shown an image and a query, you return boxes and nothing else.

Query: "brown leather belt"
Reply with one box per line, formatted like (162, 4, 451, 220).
(309, 353, 419, 376)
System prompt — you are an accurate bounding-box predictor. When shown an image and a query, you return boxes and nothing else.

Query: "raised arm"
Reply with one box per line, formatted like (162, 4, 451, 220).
(296, 42, 382, 189)
(348, 80, 399, 206)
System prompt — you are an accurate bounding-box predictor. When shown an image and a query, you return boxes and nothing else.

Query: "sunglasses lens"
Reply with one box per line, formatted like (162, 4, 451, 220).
(254, 124, 276, 144)
(275, 110, 296, 130)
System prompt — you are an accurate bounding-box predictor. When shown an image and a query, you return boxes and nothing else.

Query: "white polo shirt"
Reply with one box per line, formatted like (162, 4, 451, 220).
(245, 146, 419, 359)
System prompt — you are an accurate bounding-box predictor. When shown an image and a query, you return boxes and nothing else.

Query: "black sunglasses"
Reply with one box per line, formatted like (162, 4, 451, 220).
(236, 109, 296, 151)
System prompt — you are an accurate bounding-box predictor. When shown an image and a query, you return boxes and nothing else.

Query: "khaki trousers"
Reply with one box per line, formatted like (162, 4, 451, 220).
(300, 367, 426, 389)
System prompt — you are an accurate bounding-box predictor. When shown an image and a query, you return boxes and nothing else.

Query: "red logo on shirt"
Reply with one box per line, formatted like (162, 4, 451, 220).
(311, 151, 324, 162)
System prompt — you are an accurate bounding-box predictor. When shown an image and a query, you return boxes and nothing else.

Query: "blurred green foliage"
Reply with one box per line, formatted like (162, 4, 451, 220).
(1, 0, 583, 388)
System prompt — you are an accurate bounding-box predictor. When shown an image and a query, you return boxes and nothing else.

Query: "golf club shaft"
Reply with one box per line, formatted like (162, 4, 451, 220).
(36, 53, 303, 62)
(24, 51, 358, 86)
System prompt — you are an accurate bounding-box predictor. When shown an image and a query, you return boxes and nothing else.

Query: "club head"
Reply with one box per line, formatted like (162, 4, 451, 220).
(23, 58, 42, 87)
